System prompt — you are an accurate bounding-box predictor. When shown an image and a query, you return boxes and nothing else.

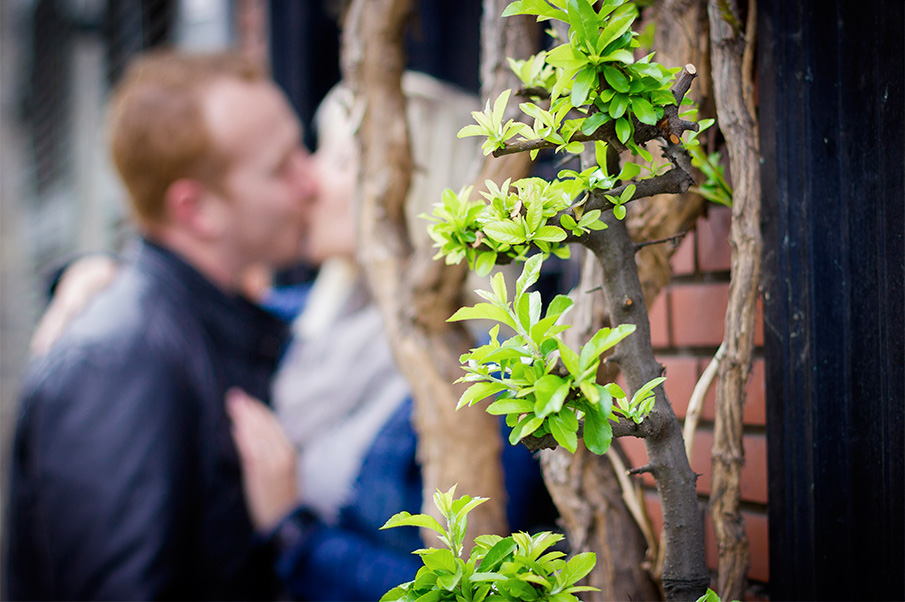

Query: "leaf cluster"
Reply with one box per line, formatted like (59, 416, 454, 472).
(424, 177, 602, 276)
(449, 256, 661, 455)
(380, 486, 599, 602)
(463, 0, 682, 155)
(427, 1, 713, 273)
(682, 118, 733, 207)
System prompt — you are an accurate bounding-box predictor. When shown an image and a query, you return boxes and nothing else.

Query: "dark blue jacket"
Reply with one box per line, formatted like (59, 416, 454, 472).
(5, 239, 289, 601)
(270, 399, 557, 602)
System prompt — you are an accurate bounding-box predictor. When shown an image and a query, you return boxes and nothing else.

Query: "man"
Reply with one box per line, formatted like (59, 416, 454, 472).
(5, 50, 317, 600)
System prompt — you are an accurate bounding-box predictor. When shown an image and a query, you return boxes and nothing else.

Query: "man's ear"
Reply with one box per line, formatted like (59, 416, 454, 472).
(164, 178, 224, 238)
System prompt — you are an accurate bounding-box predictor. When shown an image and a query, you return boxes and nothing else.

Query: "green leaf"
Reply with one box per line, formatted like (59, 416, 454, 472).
(581, 111, 608, 135)
(534, 375, 570, 418)
(631, 96, 658, 125)
(571, 67, 597, 107)
(695, 588, 722, 602)
(595, 385, 613, 418)
(486, 397, 535, 416)
(618, 161, 641, 180)
(556, 340, 581, 375)
(381, 511, 446, 535)
(478, 537, 517, 572)
(474, 251, 497, 277)
(458, 381, 509, 410)
(602, 65, 630, 93)
(560, 214, 578, 229)
(502, 0, 568, 22)
(379, 585, 408, 602)
(631, 376, 667, 405)
(484, 221, 527, 245)
(448, 303, 517, 331)
(548, 412, 578, 453)
(614, 203, 626, 221)
(582, 407, 613, 454)
(615, 116, 631, 144)
(620, 183, 637, 204)
(567, 0, 600, 49)
(436, 569, 461, 592)
(533, 226, 567, 242)
(603, 382, 625, 398)
(491, 89, 511, 128)
(598, 11, 635, 52)
(609, 93, 629, 119)
(602, 48, 635, 64)
(458, 123, 488, 138)
(490, 271, 508, 306)
(545, 294, 574, 321)
(509, 414, 544, 444)
(422, 548, 457, 573)
(516, 253, 544, 297)
(558, 552, 597, 587)
(577, 209, 602, 228)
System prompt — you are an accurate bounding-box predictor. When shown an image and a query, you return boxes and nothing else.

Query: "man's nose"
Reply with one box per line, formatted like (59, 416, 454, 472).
(292, 149, 319, 205)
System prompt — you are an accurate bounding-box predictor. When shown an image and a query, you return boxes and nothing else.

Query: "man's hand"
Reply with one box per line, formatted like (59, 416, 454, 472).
(226, 388, 299, 532)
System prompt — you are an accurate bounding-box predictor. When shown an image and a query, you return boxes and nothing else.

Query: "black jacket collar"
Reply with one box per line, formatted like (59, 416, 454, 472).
(132, 238, 289, 363)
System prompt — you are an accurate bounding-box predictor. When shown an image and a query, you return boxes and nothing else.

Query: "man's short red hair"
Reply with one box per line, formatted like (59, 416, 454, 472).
(108, 50, 267, 227)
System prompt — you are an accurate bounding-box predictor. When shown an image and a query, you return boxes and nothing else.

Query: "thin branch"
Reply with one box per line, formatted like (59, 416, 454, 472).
(628, 464, 656, 476)
(607, 450, 660, 566)
(520, 412, 665, 453)
(635, 231, 689, 252)
(684, 342, 726, 461)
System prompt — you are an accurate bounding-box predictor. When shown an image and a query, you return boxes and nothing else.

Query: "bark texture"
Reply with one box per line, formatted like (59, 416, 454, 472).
(541, 251, 661, 602)
(340, 0, 508, 542)
(707, 0, 761, 598)
(585, 209, 710, 602)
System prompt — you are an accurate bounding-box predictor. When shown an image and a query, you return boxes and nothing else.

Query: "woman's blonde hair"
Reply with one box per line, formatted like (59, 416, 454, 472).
(314, 71, 483, 247)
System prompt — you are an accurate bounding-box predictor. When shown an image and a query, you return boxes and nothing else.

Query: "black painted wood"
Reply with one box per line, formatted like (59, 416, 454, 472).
(760, 0, 904, 599)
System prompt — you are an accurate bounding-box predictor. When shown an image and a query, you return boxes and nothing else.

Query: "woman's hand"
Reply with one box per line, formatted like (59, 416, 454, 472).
(30, 254, 119, 356)
(226, 388, 299, 532)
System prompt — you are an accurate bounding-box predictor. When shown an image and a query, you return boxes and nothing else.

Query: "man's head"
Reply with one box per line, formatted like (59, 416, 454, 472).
(109, 50, 317, 287)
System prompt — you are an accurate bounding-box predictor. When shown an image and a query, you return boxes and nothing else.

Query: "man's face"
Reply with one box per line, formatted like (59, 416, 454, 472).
(202, 78, 317, 271)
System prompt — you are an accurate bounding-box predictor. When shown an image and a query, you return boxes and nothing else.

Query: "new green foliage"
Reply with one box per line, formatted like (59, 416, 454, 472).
(449, 256, 661, 455)
(380, 486, 599, 602)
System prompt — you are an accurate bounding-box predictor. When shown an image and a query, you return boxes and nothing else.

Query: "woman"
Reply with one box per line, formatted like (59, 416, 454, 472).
(228, 72, 557, 601)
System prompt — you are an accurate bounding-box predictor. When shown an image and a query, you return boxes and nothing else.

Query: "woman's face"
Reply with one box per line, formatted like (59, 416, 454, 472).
(303, 123, 359, 265)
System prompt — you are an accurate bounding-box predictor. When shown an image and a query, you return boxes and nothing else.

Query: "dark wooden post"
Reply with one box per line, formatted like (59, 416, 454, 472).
(759, 1, 904, 600)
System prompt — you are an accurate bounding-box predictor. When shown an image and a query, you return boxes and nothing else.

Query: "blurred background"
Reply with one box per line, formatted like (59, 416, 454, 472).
(0, 0, 482, 571)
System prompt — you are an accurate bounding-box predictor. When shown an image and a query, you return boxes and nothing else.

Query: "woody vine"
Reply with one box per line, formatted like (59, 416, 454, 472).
(420, 2, 710, 599)
(340, 0, 761, 599)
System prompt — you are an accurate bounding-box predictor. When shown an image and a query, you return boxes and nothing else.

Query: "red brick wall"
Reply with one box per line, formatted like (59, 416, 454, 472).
(621, 205, 769, 597)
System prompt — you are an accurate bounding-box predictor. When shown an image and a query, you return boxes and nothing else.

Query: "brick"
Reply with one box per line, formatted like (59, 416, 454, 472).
(640, 489, 769, 584)
(697, 206, 733, 272)
(619, 437, 655, 488)
(745, 511, 770, 582)
(670, 282, 729, 347)
(649, 290, 670, 349)
(700, 357, 766, 426)
(754, 295, 764, 347)
(643, 491, 768, 583)
(671, 230, 696, 275)
(690, 430, 768, 505)
(745, 360, 767, 425)
(659, 356, 701, 419)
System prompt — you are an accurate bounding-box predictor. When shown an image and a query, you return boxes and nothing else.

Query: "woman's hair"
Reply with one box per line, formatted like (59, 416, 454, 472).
(108, 50, 266, 227)
(313, 71, 483, 247)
